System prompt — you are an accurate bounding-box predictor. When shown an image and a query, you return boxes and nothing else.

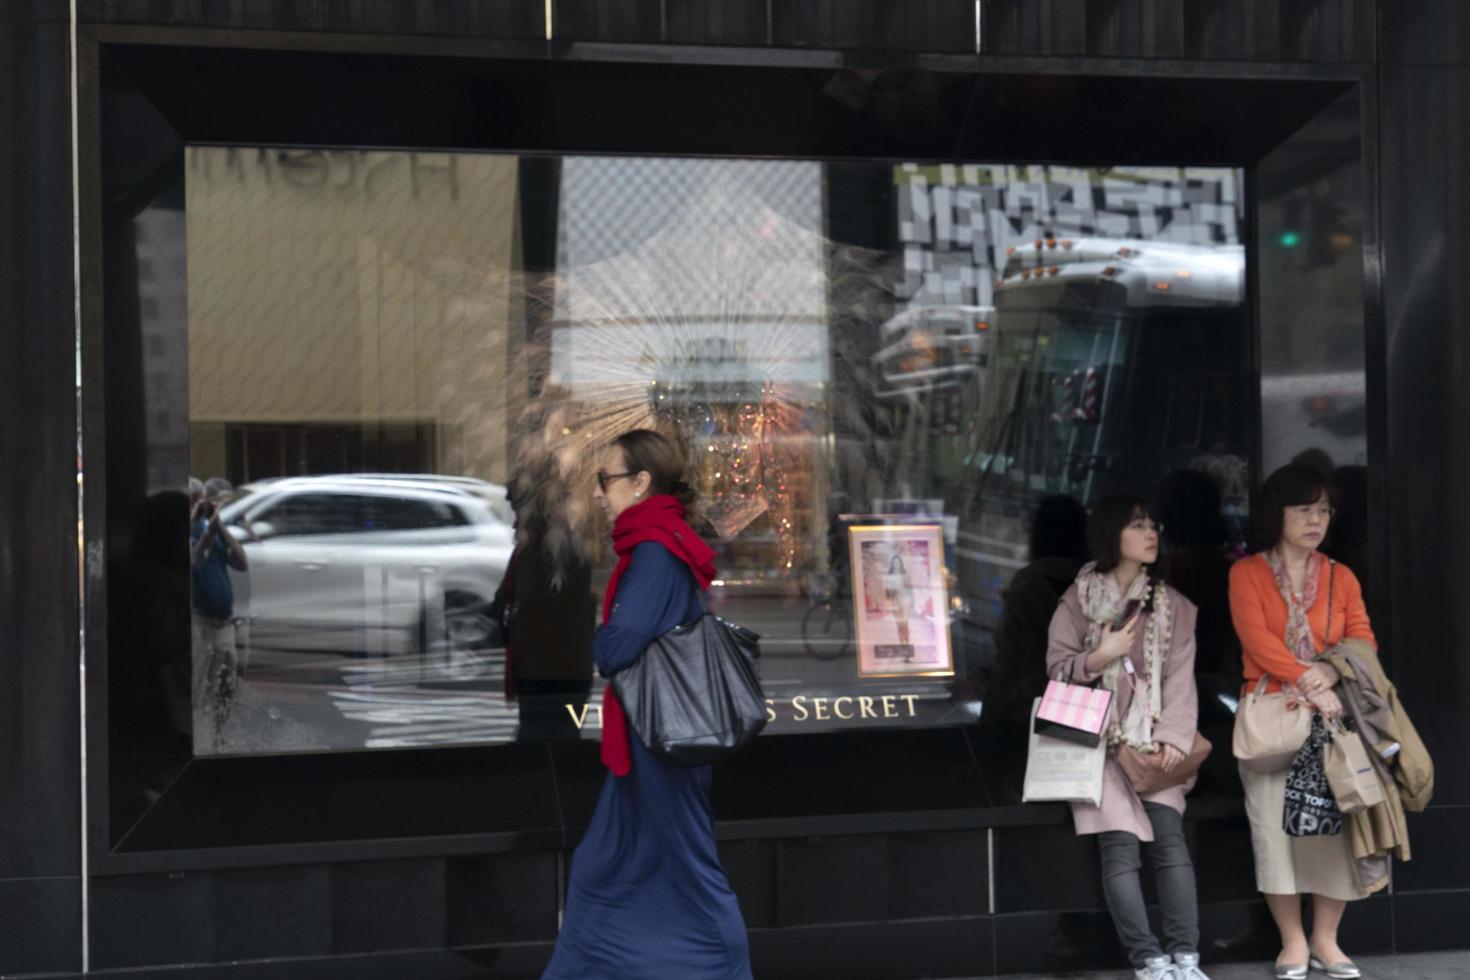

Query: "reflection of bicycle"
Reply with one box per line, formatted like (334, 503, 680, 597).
(801, 571, 853, 660)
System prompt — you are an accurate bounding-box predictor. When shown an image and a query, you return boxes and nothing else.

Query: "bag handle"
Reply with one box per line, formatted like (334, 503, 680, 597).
(1322, 558, 1336, 650)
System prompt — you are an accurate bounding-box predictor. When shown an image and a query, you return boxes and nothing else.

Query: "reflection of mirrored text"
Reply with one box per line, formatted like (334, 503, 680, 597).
(567, 693, 921, 730)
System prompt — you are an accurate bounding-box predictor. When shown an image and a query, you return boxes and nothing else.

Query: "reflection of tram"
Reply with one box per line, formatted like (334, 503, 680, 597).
(875, 304, 994, 398)
(874, 304, 995, 493)
(945, 238, 1248, 634)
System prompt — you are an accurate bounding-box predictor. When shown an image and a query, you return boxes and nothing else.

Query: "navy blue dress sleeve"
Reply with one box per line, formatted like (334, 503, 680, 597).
(595, 541, 699, 678)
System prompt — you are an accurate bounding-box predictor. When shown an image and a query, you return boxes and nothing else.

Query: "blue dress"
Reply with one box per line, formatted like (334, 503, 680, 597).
(543, 542, 753, 980)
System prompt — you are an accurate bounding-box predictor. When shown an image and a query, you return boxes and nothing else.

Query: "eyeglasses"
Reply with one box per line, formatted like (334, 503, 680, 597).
(596, 470, 636, 493)
(1126, 519, 1164, 534)
(1289, 504, 1336, 521)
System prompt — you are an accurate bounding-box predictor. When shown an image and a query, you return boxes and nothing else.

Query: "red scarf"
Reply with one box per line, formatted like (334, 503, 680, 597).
(600, 494, 716, 776)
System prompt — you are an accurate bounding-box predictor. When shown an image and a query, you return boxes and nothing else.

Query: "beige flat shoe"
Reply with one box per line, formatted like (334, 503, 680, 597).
(1309, 957, 1361, 979)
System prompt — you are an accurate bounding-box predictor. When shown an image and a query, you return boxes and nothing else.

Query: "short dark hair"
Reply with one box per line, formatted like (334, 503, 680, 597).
(612, 429, 697, 508)
(1088, 494, 1165, 606)
(1252, 463, 1336, 552)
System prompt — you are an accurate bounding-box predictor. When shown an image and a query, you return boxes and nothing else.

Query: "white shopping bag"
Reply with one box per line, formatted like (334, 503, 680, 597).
(1023, 697, 1106, 806)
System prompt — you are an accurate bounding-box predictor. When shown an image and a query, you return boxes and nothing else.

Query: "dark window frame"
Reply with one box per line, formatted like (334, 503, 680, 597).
(79, 22, 1371, 874)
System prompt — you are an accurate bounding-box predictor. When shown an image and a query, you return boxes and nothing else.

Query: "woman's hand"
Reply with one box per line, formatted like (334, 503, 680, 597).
(1158, 743, 1186, 773)
(1298, 662, 1337, 698)
(1094, 614, 1140, 664)
(1307, 687, 1344, 721)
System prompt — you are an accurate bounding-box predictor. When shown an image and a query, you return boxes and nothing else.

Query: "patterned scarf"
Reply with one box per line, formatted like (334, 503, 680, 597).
(1265, 549, 1322, 669)
(1074, 561, 1172, 750)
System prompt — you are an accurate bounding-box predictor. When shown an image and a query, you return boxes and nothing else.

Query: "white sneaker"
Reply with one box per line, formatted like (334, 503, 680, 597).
(1135, 954, 1181, 980)
(1173, 951, 1212, 980)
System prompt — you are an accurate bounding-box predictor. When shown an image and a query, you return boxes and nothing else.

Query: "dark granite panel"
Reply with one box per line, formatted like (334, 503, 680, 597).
(1281, 0, 1374, 62)
(213, 865, 332, 960)
(78, 0, 545, 38)
(445, 851, 559, 946)
(1190, 816, 1262, 904)
(1379, 57, 1470, 809)
(749, 917, 991, 980)
(0, 1, 82, 886)
(984, 0, 1088, 56)
(0, 877, 81, 976)
(992, 823, 1105, 914)
(1341, 892, 1394, 956)
(1185, 0, 1282, 62)
(993, 907, 1125, 974)
(773, 0, 976, 53)
(1380, 0, 1470, 66)
(330, 859, 446, 954)
(1084, 0, 1186, 58)
(1395, 806, 1470, 892)
(1391, 889, 1470, 953)
(91, 872, 212, 968)
(554, 0, 662, 43)
(887, 830, 989, 919)
(719, 839, 778, 929)
(775, 835, 886, 926)
(665, 0, 769, 46)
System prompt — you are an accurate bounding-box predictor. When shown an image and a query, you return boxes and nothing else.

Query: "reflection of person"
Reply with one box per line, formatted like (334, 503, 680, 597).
(1046, 496, 1211, 980)
(1321, 465, 1369, 601)
(1156, 469, 1239, 679)
(496, 465, 595, 743)
(544, 429, 751, 980)
(884, 553, 914, 654)
(1228, 464, 1374, 979)
(189, 477, 248, 748)
(985, 494, 1089, 724)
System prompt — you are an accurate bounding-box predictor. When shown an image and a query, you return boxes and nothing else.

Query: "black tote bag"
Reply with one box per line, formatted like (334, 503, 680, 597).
(613, 613, 767, 765)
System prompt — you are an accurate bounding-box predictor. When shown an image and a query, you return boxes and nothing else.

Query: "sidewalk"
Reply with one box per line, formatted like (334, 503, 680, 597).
(973, 950, 1470, 980)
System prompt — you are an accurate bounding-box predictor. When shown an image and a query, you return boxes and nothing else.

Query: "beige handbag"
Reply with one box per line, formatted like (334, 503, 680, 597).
(1234, 560, 1334, 774)
(1232, 675, 1311, 773)
(1323, 720, 1386, 813)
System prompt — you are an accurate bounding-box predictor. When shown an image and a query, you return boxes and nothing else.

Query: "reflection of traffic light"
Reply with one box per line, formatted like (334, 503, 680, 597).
(1278, 230, 1301, 248)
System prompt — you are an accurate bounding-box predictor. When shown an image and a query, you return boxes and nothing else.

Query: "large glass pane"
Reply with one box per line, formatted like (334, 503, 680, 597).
(178, 149, 1248, 757)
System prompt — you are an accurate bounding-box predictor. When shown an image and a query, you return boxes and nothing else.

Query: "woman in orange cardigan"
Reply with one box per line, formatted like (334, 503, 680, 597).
(1228, 464, 1374, 980)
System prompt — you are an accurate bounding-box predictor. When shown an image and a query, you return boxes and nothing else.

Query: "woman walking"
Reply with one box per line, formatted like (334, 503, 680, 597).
(1229, 464, 1374, 980)
(543, 429, 752, 980)
(1046, 496, 1210, 980)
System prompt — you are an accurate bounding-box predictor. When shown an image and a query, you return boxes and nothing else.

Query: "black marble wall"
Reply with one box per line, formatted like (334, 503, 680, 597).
(5, 2, 1469, 977)
(0, 3, 84, 976)
(1378, 0, 1470, 949)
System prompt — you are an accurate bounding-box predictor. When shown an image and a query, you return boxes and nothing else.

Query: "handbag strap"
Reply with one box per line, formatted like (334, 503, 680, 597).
(1320, 558, 1336, 654)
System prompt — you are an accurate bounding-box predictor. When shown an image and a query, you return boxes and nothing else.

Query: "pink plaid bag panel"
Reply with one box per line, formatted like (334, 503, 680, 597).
(1036, 679, 1113, 735)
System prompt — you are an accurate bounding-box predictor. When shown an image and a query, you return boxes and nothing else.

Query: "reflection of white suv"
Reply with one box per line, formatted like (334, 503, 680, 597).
(219, 475, 514, 657)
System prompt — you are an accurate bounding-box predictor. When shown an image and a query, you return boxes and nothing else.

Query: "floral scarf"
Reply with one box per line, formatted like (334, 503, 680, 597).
(1074, 561, 1172, 750)
(1265, 549, 1322, 665)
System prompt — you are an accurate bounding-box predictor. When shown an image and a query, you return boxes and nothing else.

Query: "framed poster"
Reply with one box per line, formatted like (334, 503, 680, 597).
(848, 523, 954, 678)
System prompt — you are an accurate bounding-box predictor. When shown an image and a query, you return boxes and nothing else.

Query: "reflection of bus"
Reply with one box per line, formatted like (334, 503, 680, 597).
(874, 304, 995, 495)
(944, 238, 1248, 633)
(875, 304, 994, 397)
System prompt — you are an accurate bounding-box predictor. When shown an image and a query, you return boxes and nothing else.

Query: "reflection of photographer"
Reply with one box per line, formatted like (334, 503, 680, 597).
(189, 477, 249, 748)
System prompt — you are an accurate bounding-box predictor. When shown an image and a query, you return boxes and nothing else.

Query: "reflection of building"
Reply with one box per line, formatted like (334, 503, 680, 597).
(186, 148, 520, 486)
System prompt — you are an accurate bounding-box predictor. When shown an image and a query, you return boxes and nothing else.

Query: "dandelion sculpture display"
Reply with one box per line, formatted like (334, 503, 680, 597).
(504, 159, 895, 584)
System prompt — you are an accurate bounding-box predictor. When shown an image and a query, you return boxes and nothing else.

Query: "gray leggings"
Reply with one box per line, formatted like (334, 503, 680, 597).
(1097, 802, 1200, 968)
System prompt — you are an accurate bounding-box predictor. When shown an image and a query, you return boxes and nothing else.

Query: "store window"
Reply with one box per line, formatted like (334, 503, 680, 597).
(174, 148, 1249, 756)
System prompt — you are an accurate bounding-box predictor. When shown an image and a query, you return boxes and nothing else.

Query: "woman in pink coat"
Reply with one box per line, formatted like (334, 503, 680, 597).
(1046, 495, 1207, 980)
